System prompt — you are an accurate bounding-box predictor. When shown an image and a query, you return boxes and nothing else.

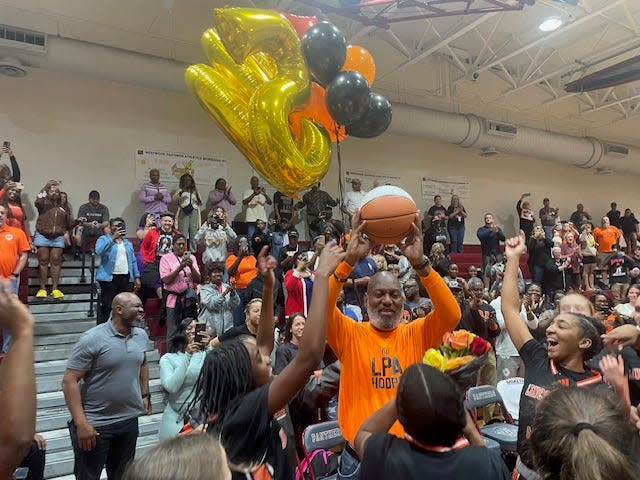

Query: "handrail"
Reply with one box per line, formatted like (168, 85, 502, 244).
(87, 251, 96, 317)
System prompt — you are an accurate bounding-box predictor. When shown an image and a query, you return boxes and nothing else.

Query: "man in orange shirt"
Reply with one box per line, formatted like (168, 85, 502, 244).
(0, 204, 30, 352)
(327, 213, 461, 479)
(593, 216, 621, 288)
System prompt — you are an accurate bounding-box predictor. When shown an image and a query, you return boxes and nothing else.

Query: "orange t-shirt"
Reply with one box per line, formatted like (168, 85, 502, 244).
(593, 226, 621, 253)
(225, 254, 258, 289)
(0, 224, 30, 278)
(326, 263, 461, 444)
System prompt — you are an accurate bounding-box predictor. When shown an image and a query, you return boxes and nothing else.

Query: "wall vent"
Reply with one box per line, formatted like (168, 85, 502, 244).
(605, 143, 629, 158)
(486, 120, 517, 138)
(0, 24, 46, 54)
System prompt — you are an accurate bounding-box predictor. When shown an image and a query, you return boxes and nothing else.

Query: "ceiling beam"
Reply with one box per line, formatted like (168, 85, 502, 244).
(386, 13, 496, 76)
(475, 0, 629, 73)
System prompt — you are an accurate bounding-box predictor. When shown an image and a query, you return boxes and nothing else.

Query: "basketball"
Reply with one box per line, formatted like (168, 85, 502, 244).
(359, 186, 418, 244)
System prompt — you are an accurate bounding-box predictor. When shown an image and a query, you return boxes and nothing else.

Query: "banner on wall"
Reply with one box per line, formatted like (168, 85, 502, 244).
(345, 169, 405, 191)
(135, 149, 228, 185)
(421, 176, 470, 201)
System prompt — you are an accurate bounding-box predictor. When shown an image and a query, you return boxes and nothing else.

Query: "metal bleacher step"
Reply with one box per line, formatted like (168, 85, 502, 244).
(35, 333, 85, 347)
(37, 379, 163, 410)
(44, 431, 159, 479)
(35, 341, 156, 362)
(31, 311, 93, 323)
(37, 365, 160, 394)
(35, 351, 160, 377)
(37, 400, 166, 432)
(35, 346, 80, 363)
(29, 298, 92, 314)
(28, 277, 95, 286)
(34, 320, 97, 334)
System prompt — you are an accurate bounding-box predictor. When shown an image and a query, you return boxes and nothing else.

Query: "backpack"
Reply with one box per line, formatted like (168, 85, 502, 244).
(295, 449, 339, 480)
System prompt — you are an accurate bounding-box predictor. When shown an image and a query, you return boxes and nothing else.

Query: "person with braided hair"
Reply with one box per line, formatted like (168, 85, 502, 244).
(355, 363, 509, 479)
(531, 387, 640, 480)
(187, 242, 346, 479)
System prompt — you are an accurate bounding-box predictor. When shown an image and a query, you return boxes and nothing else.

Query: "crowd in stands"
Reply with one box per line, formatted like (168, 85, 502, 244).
(3, 143, 640, 479)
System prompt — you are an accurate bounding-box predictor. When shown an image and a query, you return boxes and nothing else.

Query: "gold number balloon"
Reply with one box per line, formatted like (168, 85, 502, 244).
(185, 8, 331, 197)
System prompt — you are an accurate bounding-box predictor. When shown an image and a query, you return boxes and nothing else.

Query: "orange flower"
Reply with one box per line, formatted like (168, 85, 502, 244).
(449, 330, 472, 350)
(442, 331, 452, 345)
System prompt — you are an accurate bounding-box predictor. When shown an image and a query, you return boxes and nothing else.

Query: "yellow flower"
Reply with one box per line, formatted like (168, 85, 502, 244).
(445, 355, 475, 371)
(423, 348, 447, 372)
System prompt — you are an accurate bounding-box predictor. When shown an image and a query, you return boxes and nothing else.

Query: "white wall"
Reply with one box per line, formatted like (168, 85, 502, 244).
(1, 67, 634, 243)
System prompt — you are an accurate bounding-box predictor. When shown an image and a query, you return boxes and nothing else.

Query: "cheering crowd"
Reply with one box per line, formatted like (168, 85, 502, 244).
(2, 148, 640, 480)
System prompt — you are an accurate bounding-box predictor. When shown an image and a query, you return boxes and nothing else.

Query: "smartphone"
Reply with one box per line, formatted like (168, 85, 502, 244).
(194, 323, 206, 343)
(13, 182, 24, 190)
(3, 141, 10, 148)
(14, 467, 29, 479)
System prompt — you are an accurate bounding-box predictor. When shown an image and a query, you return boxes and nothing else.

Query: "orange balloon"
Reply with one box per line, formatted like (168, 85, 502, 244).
(290, 82, 347, 142)
(343, 44, 376, 85)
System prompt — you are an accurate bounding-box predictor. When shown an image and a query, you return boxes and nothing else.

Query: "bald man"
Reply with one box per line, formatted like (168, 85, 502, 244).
(326, 214, 461, 479)
(62, 293, 151, 480)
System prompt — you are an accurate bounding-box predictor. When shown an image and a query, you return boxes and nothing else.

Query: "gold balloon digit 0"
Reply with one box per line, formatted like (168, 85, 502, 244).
(185, 8, 331, 197)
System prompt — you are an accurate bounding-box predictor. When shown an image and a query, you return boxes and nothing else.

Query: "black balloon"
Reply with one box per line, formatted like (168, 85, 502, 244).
(346, 92, 392, 138)
(302, 22, 347, 86)
(326, 71, 371, 126)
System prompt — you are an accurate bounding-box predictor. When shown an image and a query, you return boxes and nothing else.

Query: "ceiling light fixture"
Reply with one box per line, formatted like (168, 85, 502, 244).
(539, 17, 563, 32)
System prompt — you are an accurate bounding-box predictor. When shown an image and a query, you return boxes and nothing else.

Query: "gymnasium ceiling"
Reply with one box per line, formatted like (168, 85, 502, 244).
(3, 0, 640, 147)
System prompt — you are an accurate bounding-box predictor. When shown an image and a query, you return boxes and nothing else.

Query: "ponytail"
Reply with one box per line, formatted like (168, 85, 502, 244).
(570, 429, 638, 480)
(532, 387, 640, 480)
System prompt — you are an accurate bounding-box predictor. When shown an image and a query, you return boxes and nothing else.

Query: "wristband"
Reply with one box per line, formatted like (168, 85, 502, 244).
(412, 256, 431, 272)
(333, 272, 348, 283)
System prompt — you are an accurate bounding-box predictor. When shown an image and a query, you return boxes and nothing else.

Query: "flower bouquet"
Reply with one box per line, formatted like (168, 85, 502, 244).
(423, 330, 492, 391)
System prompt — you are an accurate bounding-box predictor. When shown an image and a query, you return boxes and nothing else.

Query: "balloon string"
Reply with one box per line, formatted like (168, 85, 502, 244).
(335, 126, 346, 228)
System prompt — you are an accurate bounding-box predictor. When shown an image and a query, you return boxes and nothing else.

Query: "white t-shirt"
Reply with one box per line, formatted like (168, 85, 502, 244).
(491, 296, 538, 357)
(343, 190, 368, 215)
(243, 189, 268, 223)
(112, 241, 129, 275)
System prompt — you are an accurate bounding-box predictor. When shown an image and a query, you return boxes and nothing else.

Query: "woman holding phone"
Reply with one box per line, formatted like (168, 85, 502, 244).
(159, 317, 210, 439)
(95, 218, 141, 323)
(173, 173, 202, 251)
(33, 180, 72, 299)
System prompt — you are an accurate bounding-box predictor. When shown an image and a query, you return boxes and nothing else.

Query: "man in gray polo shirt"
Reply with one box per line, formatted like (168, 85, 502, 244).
(62, 292, 151, 480)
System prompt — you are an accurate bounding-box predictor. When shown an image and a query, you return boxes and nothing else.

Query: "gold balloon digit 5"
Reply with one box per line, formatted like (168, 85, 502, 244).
(185, 8, 331, 197)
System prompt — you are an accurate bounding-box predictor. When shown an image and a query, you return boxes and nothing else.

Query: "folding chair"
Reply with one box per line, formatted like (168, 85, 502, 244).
(496, 377, 524, 422)
(300, 421, 344, 480)
(465, 385, 518, 454)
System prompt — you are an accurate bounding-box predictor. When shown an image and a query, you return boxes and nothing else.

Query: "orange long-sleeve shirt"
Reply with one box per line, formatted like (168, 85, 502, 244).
(326, 261, 461, 444)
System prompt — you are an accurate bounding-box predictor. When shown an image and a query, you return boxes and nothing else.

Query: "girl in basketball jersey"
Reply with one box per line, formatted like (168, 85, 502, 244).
(501, 231, 607, 480)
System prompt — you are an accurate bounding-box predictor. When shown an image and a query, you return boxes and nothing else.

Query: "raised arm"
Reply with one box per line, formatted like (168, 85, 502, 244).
(355, 398, 397, 459)
(267, 242, 345, 416)
(501, 231, 533, 350)
(256, 247, 276, 356)
(399, 213, 461, 334)
(0, 282, 35, 478)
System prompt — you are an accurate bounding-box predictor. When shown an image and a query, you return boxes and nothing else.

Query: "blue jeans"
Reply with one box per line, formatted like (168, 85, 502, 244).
(68, 417, 139, 480)
(2, 276, 19, 352)
(448, 226, 465, 253)
(337, 446, 360, 480)
(532, 264, 544, 285)
(232, 288, 248, 327)
(246, 222, 256, 244)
